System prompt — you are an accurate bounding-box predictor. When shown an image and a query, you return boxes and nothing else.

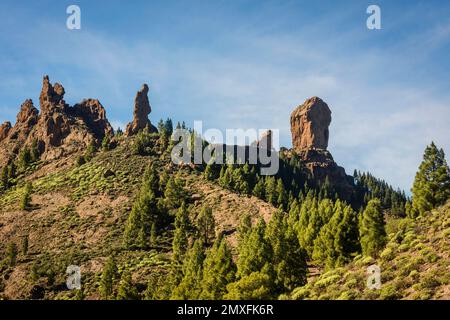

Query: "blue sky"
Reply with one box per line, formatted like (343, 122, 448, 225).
(1, 0, 449, 192)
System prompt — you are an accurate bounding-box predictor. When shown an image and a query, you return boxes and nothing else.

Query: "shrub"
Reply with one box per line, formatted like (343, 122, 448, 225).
(337, 290, 358, 300)
(291, 287, 311, 300)
(379, 284, 401, 300)
(314, 274, 340, 288)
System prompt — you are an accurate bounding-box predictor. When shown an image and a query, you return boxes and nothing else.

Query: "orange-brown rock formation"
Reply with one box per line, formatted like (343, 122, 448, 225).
(290, 96, 331, 151)
(125, 84, 157, 136)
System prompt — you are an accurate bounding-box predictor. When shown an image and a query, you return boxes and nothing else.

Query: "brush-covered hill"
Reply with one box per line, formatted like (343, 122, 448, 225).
(289, 201, 450, 300)
(0, 134, 283, 299)
(0, 76, 447, 300)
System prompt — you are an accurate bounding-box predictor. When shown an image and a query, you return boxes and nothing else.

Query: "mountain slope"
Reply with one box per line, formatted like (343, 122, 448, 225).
(0, 137, 280, 299)
(289, 201, 450, 300)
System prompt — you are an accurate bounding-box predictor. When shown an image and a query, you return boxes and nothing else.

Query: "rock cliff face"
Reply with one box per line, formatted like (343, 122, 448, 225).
(125, 84, 157, 136)
(290, 96, 331, 151)
(72, 99, 113, 139)
(0, 122, 11, 142)
(0, 76, 113, 165)
(289, 97, 355, 200)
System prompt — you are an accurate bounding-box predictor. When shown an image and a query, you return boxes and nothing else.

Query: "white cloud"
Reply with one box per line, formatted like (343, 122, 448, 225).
(1, 9, 449, 193)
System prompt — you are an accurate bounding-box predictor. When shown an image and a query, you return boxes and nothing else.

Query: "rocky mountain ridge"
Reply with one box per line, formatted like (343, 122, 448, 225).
(0, 76, 157, 167)
(0, 76, 354, 198)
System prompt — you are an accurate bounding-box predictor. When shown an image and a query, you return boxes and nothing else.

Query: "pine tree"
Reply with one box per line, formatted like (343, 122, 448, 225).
(149, 222, 157, 247)
(359, 199, 386, 257)
(8, 162, 16, 179)
(172, 202, 191, 262)
(164, 118, 173, 136)
(99, 256, 118, 299)
(411, 142, 450, 217)
(334, 205, 360, 265)
(101, 135, 111, 151)
(312, 200, 359, 268)
(197, 206, 215, 246)
(200, 236, 236, 299)
(252, 177, 265, 200)
(204, 163, 215, 181)
(219, 165, 233, 189)
(18, 147, 32, 170)
(157, 119, 165, 133)
(123, 164, 164, 249)
(116, 270, 139, 300)
(123, 204, 143, 249)
(296, 192, 317, 255)
(265, 177, 278, 206)
(276, 179, 287, 210)
(20, 182, 32, 210)
(232, 167, 250, 194)
(6, 242, 18, 267)
(224, 271, 272, 300)
(164, 175, 185, 209)
(237, 213, 252, 246)
(115, 127, 123, 137)
(22, 235, 29, 256)
(236, 218, 273, 278)
(266, 210, 307, 292)
(301, 198, 324, 256)
(172, 239, 205, 299)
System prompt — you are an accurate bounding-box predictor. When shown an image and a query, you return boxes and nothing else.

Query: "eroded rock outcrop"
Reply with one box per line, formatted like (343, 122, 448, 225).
(72, 99, 113, 139)
(0, 122, 12, 142)
(288, 97, 355, 200)
(290, 96, 331, 151)
(39, 75, 66, 114)
(0, 76, 114, 165)
(5, 99, 39, 142)
(125, 84, 157, 136)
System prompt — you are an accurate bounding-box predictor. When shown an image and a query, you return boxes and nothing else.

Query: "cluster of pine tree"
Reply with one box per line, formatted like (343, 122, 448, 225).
(100, 134, 449, 300)
(206, 162, 292, 210)
(1, 140, 41, 192)
(354, 170, 408, 216)
(156, 118, 174, 152)
(123, 163, 188, 249)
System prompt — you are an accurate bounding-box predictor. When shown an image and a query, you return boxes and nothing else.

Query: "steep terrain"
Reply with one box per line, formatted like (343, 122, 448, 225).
(0, 138, 280, 299)
(289, 201, 450, 300)
(0, 76, 446, 300)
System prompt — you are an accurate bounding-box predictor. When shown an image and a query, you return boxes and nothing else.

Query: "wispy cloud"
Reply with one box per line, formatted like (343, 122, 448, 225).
(0, 1, 449, 193)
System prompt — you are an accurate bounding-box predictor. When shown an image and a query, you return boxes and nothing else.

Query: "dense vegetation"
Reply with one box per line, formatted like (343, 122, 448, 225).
(0, 121, 449, 300)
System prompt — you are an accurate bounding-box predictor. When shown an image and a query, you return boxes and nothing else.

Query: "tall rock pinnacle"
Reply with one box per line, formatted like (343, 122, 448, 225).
(39, 75, 66, 114)
(125, 84, 157, 136)
(290, 96, 331, 151)
(288, 97, 355, 201)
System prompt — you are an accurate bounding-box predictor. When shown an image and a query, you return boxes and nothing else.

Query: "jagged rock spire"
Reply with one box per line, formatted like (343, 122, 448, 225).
(125, 84, 157, 136)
